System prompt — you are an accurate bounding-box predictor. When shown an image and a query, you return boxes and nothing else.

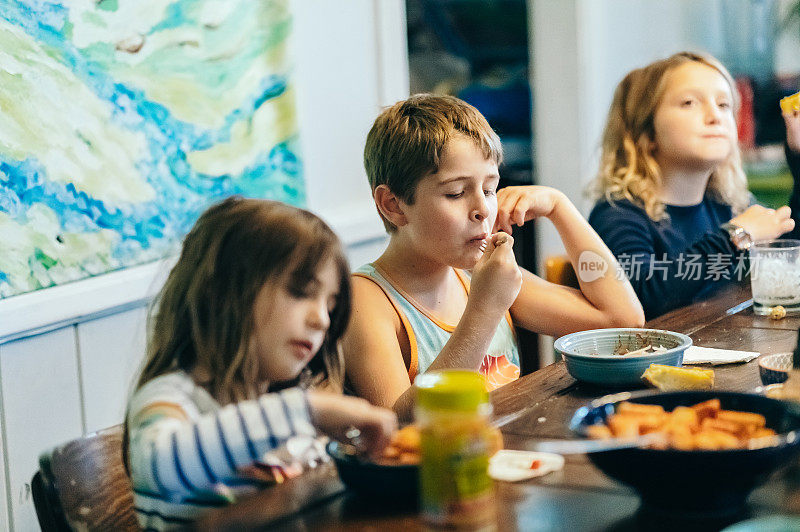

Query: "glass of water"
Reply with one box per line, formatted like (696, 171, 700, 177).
(750, 239, 800, 315)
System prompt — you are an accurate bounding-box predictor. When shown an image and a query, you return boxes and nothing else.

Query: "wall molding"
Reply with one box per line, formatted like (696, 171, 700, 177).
(0, 260, 169, 344)
(0, 206, 387, 344)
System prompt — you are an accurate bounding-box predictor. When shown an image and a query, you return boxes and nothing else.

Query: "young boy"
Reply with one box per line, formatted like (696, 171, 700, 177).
(343, 94, 644, 418)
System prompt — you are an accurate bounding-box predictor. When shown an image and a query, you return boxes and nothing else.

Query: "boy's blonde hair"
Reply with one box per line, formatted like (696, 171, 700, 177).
(593, 51, 750, 221)
(364, 93, 503, 231)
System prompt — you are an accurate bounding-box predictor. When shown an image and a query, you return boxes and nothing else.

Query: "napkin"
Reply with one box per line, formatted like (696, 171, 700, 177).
(682, 346, 760, 365)
(488, 450, 564, 482)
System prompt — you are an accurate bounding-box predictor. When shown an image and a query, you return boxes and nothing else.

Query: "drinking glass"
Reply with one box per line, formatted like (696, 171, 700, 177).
(750, 239, 800, 315)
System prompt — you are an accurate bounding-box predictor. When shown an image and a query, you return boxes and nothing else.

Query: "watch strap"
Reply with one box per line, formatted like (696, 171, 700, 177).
(720, 222, 752, 251)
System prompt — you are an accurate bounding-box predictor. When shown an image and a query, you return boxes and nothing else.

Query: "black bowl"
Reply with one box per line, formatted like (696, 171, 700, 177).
(326, 440, 418, 501)
(570, 391, 800, 519)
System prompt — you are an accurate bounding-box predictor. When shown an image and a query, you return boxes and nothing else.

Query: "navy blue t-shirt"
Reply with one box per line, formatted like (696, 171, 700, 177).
(590, 147, 800, 320)
(588, 196, 741, 320)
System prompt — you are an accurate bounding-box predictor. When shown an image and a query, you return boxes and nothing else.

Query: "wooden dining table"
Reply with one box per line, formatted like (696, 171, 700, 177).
(191, 282, 800, 531)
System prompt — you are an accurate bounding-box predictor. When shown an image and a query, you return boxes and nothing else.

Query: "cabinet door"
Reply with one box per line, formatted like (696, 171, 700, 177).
(76, 306, 148, 433)
(0, 327, 83, 531)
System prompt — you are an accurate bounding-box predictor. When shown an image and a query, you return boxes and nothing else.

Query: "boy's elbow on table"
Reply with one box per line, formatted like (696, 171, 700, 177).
(610, 305, 646, 328)
(595, 300, 645, 329)
(623, 311, 646, 328)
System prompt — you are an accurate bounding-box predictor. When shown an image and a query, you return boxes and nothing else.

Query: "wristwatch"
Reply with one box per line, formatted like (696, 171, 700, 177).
(720, 222, 752, 251)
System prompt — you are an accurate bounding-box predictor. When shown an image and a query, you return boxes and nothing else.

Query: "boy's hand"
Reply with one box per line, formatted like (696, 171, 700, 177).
(784, 109, 800, 154)
(307, 392, 398, 460)
(730, 205, 795, 242)
(469, 232, 522, 315)
(495, 186, 567, 234)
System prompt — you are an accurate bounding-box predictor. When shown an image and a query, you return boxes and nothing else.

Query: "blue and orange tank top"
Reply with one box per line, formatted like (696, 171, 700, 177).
(353, 263, 520, 391)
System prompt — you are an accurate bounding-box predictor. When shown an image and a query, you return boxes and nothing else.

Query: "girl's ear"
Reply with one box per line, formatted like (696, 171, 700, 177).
(374, 185, 408, 227)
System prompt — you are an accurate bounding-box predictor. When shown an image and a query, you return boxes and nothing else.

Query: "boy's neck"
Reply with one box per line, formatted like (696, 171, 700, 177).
(658, 166, 713, 206)
(373, 237, 464, 309)
(375, 239, 452, 288)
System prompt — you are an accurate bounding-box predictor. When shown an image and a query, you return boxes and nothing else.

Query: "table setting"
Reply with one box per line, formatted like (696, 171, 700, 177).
(192, 282, 800, 531)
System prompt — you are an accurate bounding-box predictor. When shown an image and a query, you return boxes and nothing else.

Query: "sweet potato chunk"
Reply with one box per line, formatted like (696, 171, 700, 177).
(586, 398, 777, 451)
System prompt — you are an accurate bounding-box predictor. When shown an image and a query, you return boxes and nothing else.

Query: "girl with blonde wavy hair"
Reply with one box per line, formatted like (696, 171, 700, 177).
(589, 51, 796, 319)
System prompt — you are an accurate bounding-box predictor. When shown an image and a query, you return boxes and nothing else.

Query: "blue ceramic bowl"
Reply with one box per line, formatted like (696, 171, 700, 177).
(758, 353, 792, 386)
(570, 391, 800, 518)
(554, 328, 692, 387)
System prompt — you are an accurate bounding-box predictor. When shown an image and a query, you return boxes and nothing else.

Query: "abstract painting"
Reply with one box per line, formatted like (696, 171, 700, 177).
(0, 0, 304, 298)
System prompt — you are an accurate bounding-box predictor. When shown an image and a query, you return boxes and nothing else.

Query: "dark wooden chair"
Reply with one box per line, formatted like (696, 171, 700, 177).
(31, 424, 138, 531)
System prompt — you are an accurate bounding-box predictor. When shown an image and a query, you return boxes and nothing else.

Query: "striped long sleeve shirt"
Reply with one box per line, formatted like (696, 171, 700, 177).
(126, 371, 317, 531)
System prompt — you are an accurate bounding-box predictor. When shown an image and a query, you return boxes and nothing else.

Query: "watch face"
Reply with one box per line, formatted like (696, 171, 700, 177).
(731, 227, 751, 250)
(737, 232, 753, 249)
(722, 223, 750, 250)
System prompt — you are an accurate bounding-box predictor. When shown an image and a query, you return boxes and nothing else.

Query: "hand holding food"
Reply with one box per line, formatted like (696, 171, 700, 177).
(307, 391, 398, 460)
(470, 232, 522, 315)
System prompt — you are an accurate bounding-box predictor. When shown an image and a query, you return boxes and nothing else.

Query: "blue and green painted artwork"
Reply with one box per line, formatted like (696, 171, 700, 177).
(0, 0, 304, 298)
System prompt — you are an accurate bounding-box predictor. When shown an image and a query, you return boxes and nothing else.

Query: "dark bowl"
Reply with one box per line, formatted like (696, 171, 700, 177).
(326, 440, 418, 501)
(570, 391, 800, 518)
(758, 353, 792, 385)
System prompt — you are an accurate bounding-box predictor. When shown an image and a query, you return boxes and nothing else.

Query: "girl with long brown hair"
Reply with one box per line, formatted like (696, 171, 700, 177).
(124, 196, 396, 530)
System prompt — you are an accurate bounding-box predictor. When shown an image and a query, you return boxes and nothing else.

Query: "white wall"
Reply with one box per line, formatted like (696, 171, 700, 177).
(529, 0, 735, 361)
(293, 0, 408, 242)
(777, 0, 800, 76)
(530, 0, 731, 269)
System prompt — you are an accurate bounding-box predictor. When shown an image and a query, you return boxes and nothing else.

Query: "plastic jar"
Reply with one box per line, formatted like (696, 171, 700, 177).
(415, 370, 496, 529)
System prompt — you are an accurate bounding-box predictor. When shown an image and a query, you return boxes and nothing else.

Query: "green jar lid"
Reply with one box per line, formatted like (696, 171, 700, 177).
(415, 370, 489, 412)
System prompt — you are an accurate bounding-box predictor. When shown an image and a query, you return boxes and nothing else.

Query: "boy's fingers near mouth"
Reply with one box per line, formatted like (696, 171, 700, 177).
(496, 212, 515, 234)
(513, 203, 527, 226)
(493, 209, 509, 234)
(504, 195, 523, 227)
(496, 191, 520, 231)
(492, 232, 513, 248)
(476, 237, 495, 265)
(478, 233, 513, 266)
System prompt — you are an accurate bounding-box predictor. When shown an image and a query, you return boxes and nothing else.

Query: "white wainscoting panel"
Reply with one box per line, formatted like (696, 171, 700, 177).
(0, 327, 83, 531)
(77, 306, 149, 434)
(0, 365, 8, 532)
